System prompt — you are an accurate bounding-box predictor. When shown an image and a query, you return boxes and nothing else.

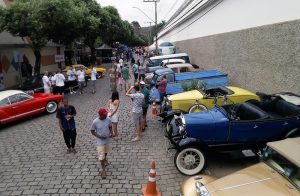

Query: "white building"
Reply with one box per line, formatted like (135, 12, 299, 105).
(157, 0, 300, 94)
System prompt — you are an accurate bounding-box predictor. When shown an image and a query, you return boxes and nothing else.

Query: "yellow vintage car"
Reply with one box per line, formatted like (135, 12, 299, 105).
(163, 86, 260, 114)
(180, 137, 300, 196)
(62, 64, 106, 79)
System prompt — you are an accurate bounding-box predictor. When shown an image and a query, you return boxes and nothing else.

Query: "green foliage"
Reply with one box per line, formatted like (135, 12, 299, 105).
(1, 0, 148, 73)
(181, 79, 207, 92)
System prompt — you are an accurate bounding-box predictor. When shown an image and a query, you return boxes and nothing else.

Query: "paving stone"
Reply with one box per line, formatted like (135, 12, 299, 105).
(0, 61, 257, 196)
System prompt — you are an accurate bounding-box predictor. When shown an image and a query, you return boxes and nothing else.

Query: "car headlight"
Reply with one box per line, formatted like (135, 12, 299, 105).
(165, 98, 172, 107)
(195, 182, 210, 196)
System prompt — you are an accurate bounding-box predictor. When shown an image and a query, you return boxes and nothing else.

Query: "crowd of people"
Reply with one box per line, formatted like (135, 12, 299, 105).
(54, 52, 168, 179)
(42, 65, 98, 95)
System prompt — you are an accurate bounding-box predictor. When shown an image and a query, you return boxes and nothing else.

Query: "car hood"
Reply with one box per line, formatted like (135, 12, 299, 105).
(184, 109, 214, 125)
(205, 163, 297, 195)
(169, 90, 203, 101)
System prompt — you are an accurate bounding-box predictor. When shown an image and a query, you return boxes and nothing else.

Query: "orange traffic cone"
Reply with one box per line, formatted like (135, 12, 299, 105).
(142, 161, 161, 196)
(152, 102, 157, 118)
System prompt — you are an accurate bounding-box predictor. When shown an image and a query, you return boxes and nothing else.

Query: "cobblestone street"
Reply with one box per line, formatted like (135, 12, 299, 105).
(0, 64, 258, 196)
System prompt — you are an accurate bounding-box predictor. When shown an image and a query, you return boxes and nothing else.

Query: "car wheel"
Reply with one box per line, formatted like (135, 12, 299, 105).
(45, 101, 58, 114)
(188, 103, 207, 113)
(96, 72, 103, 79)
(174, 147, 205, 175)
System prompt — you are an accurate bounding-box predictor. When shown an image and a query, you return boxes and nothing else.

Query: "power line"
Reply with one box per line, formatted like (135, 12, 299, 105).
(162, 0, 223, 39)
(160, 0, 180, 21)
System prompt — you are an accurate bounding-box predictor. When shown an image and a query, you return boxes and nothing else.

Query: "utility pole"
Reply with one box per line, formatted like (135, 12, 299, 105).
(144, 22, 153, 45)
(143, 0, 159, 55)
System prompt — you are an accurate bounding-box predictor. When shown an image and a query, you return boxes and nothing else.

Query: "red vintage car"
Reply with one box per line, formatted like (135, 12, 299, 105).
(0, 90, 63, 125)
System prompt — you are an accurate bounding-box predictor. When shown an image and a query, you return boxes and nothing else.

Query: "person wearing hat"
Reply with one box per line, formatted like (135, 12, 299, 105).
(140, 81, 149, 131)
(90, 108, 113, 179)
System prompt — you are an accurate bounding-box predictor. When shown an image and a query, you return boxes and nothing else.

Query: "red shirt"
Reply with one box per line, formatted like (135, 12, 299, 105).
(157, 79, 167, 94)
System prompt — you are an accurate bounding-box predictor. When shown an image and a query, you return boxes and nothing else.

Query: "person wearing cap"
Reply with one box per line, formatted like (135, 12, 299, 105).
(56, 97, 77, 154)
(140, 81, 149, 131)
(90, 108, 113, 179)
(126, 83, 145, 141)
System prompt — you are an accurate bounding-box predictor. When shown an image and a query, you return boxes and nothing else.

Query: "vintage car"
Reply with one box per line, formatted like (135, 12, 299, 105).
(145, 63, 198, 83)
(18, 74, 78, 94)
(159, 86, 260, 122)
(167, 94, 300, 175)
(180, 137, 300, 196)
(0, 90, 63, 125)
(62, 64, 106, 79)
(150, 68, 228, 95)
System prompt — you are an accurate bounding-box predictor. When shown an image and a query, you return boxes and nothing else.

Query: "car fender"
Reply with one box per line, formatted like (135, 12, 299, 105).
(285, 127, 300, 138)
(159, 110, 182, 122)
(176, 137, 207, 150)
(188, 103, 207, 113)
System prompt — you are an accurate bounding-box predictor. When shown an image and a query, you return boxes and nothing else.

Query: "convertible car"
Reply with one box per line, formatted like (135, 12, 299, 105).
(0, 90, 63, 125)
(180, 137, 300, 195)
(167, 94, 300, 175)
(160, 86, 260, 122)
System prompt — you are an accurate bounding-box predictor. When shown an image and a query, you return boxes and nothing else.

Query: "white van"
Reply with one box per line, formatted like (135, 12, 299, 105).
(148, 53, 190, 73)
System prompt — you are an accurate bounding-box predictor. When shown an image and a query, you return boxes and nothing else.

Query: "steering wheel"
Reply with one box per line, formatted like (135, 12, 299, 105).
(230, 105, 239, 120)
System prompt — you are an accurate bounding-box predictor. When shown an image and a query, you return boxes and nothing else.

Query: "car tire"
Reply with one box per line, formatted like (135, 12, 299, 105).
(188, 103, 207, 113)
(45, 101, 58, 114)
(174, 147, 206, 175)
(96, 72, 103, 79)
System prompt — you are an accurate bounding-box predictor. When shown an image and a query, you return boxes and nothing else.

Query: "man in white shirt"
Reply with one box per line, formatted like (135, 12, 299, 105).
(91, 65, 97, 94)
(54, 69, 65, 95)
(42, 71, 51, 94)
(116, 62, 122, 91)
(77, 66, 86, 94)
(67, 66, 77, 94)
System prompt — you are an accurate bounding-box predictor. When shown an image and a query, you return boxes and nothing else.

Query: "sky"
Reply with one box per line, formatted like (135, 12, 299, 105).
(96, 0, 185, 27)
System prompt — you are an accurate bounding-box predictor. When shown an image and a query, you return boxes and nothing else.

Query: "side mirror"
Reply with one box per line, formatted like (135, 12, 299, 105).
(213, 97, 217, 105)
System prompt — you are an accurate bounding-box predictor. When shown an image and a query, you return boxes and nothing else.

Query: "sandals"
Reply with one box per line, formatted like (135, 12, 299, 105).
(131, 137, 141, 142)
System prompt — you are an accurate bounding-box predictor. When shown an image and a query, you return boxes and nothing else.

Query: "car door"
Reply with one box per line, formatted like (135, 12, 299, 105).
(0, 97, 15, 124)
(8, 93, 40, 120)
(228, 118, 291, 143)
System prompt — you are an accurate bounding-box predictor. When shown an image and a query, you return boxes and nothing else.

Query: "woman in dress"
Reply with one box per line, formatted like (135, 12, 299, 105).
(107, 91, 120, 140)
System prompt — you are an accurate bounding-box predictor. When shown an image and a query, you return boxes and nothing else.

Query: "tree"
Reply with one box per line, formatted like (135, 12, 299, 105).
(1, 0, 88, 74)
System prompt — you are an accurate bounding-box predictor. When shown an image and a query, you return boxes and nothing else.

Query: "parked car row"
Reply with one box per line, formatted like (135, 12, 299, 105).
(147, 53, 300, 194)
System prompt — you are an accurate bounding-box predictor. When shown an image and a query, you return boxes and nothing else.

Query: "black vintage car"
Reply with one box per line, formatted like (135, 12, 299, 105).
(18, 75, 78, 94)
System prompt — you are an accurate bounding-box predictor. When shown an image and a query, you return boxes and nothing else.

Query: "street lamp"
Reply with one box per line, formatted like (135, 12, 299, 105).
(143, 0, 159, 55)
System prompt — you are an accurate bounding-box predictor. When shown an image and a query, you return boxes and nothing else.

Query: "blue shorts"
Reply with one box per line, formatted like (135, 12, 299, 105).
(91, 80, 96, 86)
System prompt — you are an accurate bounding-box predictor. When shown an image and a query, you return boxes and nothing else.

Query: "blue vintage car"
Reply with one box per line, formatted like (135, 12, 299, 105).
(167, 94, 300, 175)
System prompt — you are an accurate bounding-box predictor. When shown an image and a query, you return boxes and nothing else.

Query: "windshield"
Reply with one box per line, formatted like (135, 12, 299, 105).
(262, 147, 300, 190)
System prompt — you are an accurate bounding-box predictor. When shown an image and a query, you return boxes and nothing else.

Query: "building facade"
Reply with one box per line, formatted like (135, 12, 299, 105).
(158, 0, 300, 94)
(0, 0, 65, 90)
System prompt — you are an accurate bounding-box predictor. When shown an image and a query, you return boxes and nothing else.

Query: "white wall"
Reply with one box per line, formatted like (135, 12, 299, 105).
(159, 0, 300, 42)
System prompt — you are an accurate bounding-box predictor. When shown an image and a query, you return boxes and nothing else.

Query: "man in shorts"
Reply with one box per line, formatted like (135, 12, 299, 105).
(91, 65, 97, 94)
(126, 83, 145, 141)
(121, 63, 130, 92)
(140, 81, 149, 131)
(90, 108, 113, 179)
